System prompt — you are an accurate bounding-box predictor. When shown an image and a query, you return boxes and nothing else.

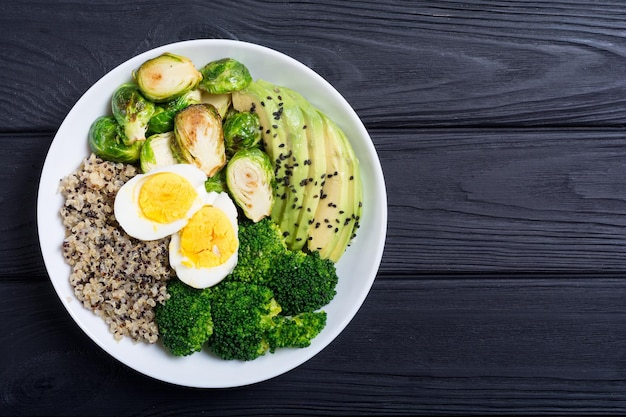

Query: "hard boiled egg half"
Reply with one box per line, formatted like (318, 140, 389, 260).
(114, 164, 239, 289)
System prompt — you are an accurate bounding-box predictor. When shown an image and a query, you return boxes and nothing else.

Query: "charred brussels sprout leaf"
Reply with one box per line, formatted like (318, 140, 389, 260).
(134, 52, 202, 102)
(174, 103, 225, 177)
(111, 82, 156, 144)
(88, 116, 142, 163)
(223, 111, 262, 156)
(147, 89, 201, 135)
(226, 148, 275, 222)
(140, 131, 180, 173)
(199, 58, 252, 94)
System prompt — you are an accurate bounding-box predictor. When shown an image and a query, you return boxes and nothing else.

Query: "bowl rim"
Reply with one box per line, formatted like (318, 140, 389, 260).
(36, 38, 387, 387)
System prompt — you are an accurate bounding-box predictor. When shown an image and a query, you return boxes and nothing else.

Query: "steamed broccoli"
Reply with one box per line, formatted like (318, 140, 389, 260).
(229, 217, 287, 284)
(267, 311, 327, 352)
(208, 281, 327, 361)
(227, 217, 339, 316)
(208, 281, 281, 361)
(155, 279, 213, 356)
(268, 250, 338, 316)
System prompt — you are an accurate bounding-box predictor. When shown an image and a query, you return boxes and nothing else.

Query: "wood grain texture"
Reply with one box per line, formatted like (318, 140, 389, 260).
(4, 0, 626, 415)
(4, 277, 626, 415)
(2, 1, 626, 131)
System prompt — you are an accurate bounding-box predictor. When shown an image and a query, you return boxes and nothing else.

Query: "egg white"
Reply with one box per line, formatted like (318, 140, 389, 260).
(114, 164, 208, 241)
(169, 192, 239, 289)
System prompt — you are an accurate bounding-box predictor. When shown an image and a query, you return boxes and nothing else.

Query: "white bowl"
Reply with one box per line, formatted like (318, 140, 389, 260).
(37, 39, 387, 388)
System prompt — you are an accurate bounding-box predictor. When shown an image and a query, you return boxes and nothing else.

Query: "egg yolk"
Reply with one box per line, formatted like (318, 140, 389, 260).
(138, 172, 198, 224)
(179, 205, 237, 268)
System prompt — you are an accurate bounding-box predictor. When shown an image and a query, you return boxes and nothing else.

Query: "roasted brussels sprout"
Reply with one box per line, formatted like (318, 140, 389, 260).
(140, 131, 180, 173)
(111, 82, 156, 144)
(88, 116, 142, 163)
(134, 52, 202, 102)
(174, 103, 225, 177)
(223, 111, 262, 156)
(225, 148, 275, 222)
(204, 168, 227, 193)
(199, 58, 252, 94)
(147, 89, 202, 135)
(200, 92, 232, 118)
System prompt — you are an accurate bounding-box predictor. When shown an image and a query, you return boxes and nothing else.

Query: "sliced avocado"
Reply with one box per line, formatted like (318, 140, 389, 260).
(232, 80, 292, 222)
(234, 79, 362, 260)
(325, 117, 362, 262)
(280, 87, 326, 251)
(307, 112, 361, 262)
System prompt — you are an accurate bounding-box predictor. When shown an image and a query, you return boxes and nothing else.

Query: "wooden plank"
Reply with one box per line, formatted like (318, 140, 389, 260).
(379, 128, 626, 273)
(9, 127, 626, 279)
(2, 1, 626, 130)
(3, 277, 626, 415)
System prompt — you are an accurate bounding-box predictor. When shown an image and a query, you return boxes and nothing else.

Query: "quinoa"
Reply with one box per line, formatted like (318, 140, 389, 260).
(59, 153, 174, 343)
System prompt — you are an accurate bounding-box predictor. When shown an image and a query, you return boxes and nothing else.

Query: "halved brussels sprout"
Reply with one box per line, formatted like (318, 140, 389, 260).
(199, 92, 232, 118)
(88, 116, 142, 163)
(111, 82, 156, 144)
(147, 89, 202, 135)
(225, 148, 275, 222)
(173, 103, 225, 177)
(223, 111, 262, 156)
(140, 131, 180, 173)
(199, 58, 252, 94)
(133, 52, 202, 102)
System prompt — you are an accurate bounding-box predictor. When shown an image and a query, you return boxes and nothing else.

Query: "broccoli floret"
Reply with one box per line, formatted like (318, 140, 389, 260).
(228, 218, 339, 316)
(155, 279, 213, 356)
(267, 311, 327, 352)
(228, 217, 287, 284)
(268, 250, 338, 316)
(208, 281, 282, 361)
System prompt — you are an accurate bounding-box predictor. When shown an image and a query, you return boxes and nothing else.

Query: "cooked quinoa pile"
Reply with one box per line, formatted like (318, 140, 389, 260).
(59, 153, 174, 343)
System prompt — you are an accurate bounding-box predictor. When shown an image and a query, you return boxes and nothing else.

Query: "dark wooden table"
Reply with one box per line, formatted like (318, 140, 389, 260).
(4, 1, 626, 415)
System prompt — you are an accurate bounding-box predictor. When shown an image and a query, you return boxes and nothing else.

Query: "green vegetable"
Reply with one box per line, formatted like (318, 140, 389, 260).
(111, 82, 156, 144)
(208, 281, 326, 361)
(267, 311, 327, 352)
(225, 148, 275, 222)
(88, 116, 142, 163)
(139, 131, 179, 173)
(134, 52, 202, 102)
(222, 111, 262, 155)
(199, 58, 252, 94)
(147, 89, 201, 135)
(174, 103, 225, 177)
(267, 249, 338, 316)
(204, 168, 227, 193)
(154, 279, 213, 357)
(208, 281, 281, 361)
(232, 79, 362, 261)
(228, 218, 339, 316)
(200, 92, 232, 119)
(229, 218, 287, 284)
